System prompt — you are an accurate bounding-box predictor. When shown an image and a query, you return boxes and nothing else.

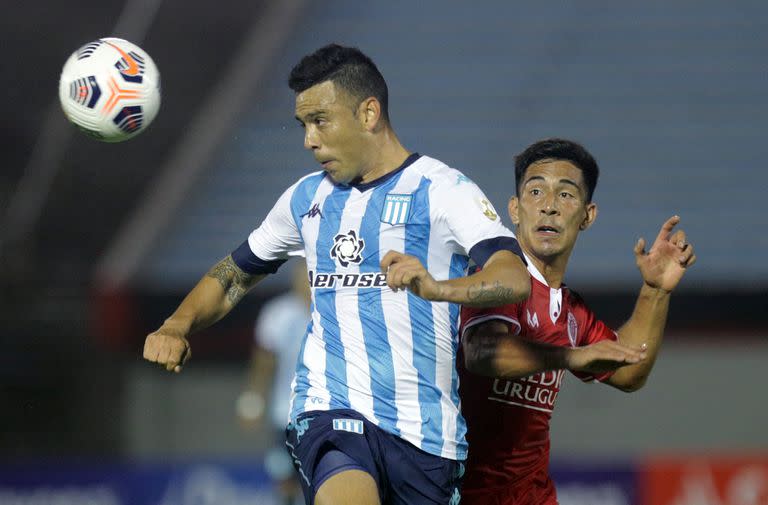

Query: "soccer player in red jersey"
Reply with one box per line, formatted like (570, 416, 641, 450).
(458, 138, 697, 505)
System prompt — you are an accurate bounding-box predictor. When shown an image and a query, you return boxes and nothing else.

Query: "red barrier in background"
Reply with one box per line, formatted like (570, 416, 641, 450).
(641, 456, 768, 505)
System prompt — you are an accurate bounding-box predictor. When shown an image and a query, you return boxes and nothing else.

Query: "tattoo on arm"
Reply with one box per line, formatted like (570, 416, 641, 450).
(206, 256, 257, 305)
(466, 280, 516, 306)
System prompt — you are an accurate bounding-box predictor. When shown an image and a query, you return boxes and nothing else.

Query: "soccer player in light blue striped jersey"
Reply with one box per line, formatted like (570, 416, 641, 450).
(143, 44, 531, 505)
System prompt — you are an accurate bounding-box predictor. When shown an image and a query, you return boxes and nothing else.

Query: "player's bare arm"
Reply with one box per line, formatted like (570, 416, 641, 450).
(607, 216, 696, 392)
(381, 249, 530, 307)
(463, 320, 646, 378)
(143, 255, 266, 373)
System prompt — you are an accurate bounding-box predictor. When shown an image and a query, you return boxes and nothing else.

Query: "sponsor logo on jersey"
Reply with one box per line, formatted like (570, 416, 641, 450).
(308, 270, 387, 289)
(300, 202, 323, 220)
(381, 193, 412, 225)
(333, 418, 364, 434)
(567, 311, 579, 347)
(489, 370, 566, 413)
(526, 309, 539, 328)
(330, 230, 365, 267)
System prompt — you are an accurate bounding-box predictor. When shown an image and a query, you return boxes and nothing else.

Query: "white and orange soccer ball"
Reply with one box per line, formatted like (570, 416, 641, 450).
(59, 37, 161, 142)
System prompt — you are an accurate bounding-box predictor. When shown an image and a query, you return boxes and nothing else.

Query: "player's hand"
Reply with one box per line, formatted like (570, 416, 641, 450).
(634, 216, 696, 293)
(380, 251, 442, 300)
(143, 326, 191, 373)
(565, 340, 647, 374)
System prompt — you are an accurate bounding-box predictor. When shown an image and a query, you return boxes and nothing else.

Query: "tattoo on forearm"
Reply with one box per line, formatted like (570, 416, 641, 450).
(206, 256, 256, 304)
(466, 280, 516, 306)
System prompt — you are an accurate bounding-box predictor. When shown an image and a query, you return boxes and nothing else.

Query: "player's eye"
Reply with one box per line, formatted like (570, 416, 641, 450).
(559, 191, 574, 199)
(530, 188, 541, 196)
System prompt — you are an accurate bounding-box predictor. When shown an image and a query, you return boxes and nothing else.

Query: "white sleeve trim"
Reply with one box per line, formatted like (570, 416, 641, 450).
(461, 314, 522, 338)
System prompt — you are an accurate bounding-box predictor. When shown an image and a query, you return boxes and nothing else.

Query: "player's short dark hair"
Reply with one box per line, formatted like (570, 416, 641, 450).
(288, 43, 389, 122)
(514, 138, 599, 202)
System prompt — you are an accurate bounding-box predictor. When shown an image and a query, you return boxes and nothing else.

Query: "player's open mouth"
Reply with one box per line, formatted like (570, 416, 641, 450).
(536, 225, 560, 235)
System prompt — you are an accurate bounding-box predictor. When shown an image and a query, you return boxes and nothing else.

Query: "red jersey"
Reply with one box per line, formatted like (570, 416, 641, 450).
(458, 262, 617, 504)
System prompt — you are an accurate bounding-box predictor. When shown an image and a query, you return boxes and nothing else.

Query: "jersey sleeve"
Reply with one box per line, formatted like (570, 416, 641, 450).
(460, 303, 522, 340)
(430, 171, 518, 260)
(570, 298, 619, 383)
(232, 180, 305, 274)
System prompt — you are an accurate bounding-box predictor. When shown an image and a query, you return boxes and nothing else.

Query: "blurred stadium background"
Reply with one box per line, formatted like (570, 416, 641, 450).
(2, 0, 767, 504)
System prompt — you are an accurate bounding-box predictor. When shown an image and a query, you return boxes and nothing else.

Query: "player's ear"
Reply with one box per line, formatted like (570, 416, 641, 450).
(508, 196, 520, 226)
(358, 97, 382, 132)
(579, 202, 598, 230)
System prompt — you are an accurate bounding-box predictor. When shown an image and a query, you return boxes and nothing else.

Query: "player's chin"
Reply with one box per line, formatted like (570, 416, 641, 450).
(326, 170, 349, 184)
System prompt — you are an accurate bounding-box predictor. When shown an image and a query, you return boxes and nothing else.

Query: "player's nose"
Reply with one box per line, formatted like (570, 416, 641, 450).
(304, 126, 319, 150)
(540, 196, 558, 215)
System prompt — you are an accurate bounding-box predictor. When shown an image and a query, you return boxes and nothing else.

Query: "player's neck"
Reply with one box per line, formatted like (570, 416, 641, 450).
(358, 130, 410, 184)
(520, 243, 570, 289)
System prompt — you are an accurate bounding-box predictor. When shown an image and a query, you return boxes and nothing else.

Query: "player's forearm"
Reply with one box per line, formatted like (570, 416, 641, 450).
(162, 256, 265, 335)
(609, 283, 671, 391)
(464, 332, 567, 378)
(440, 251, 530, 307)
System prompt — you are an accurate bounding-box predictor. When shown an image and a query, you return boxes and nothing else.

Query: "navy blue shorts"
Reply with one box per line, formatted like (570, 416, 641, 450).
(285, 409, 464, 505)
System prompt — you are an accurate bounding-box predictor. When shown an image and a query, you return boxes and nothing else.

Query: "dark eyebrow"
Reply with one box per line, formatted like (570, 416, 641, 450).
(295, 111, 325, 123)
(523, 175, 545, 185)
(559, 179, 582, 192)
(523, 176, 583, 194)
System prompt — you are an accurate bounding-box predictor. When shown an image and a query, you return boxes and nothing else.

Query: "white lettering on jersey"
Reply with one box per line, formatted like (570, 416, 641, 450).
(527, 309, 539, 328)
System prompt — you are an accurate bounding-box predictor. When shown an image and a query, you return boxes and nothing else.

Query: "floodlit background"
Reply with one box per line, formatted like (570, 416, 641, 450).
(1, 1, 767, 504)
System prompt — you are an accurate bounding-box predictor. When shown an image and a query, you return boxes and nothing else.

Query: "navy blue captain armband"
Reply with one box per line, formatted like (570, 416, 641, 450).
(231, 240, 287, 275)
(468, 236, 526, 268)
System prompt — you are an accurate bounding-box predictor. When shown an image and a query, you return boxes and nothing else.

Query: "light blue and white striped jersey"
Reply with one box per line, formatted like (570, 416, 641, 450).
(239, 154, 517, 460)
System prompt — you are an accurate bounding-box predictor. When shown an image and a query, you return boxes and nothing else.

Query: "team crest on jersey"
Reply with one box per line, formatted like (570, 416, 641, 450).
(380, 193, 412, 225)
(567, 311, 578, 346)
(330, 230, 365, 267)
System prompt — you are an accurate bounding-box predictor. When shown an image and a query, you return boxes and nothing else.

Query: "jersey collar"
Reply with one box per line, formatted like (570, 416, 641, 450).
(344, 152, 421, 191)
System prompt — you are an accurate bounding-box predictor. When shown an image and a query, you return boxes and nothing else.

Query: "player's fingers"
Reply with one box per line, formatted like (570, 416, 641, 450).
(164, 345, 184, 372)
(380, 250, 405, 273)
(656, 215, 680, 243)
(685, 253, 697, 268)
(605, 340, 646, 360)
(608, 347, 644, 363)
(678, 245, 695, 265)
(143, 333, 158, 361)
(156, 345, 171, 368)
(386, 262, 404, 290)
(181, 345, 191, 365)
(633, 237, 646, 258)
(670, 230, 687, 249)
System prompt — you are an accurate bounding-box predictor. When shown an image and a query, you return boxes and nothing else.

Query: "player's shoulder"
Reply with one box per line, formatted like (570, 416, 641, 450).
(290, 170, 327, 191)
(278, 170, 330, 207)
(565, 285, 587, 308)
(411, 155, 469, 186)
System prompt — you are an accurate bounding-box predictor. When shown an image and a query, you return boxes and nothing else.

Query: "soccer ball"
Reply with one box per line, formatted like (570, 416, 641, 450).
(58, 38, 161, 142)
